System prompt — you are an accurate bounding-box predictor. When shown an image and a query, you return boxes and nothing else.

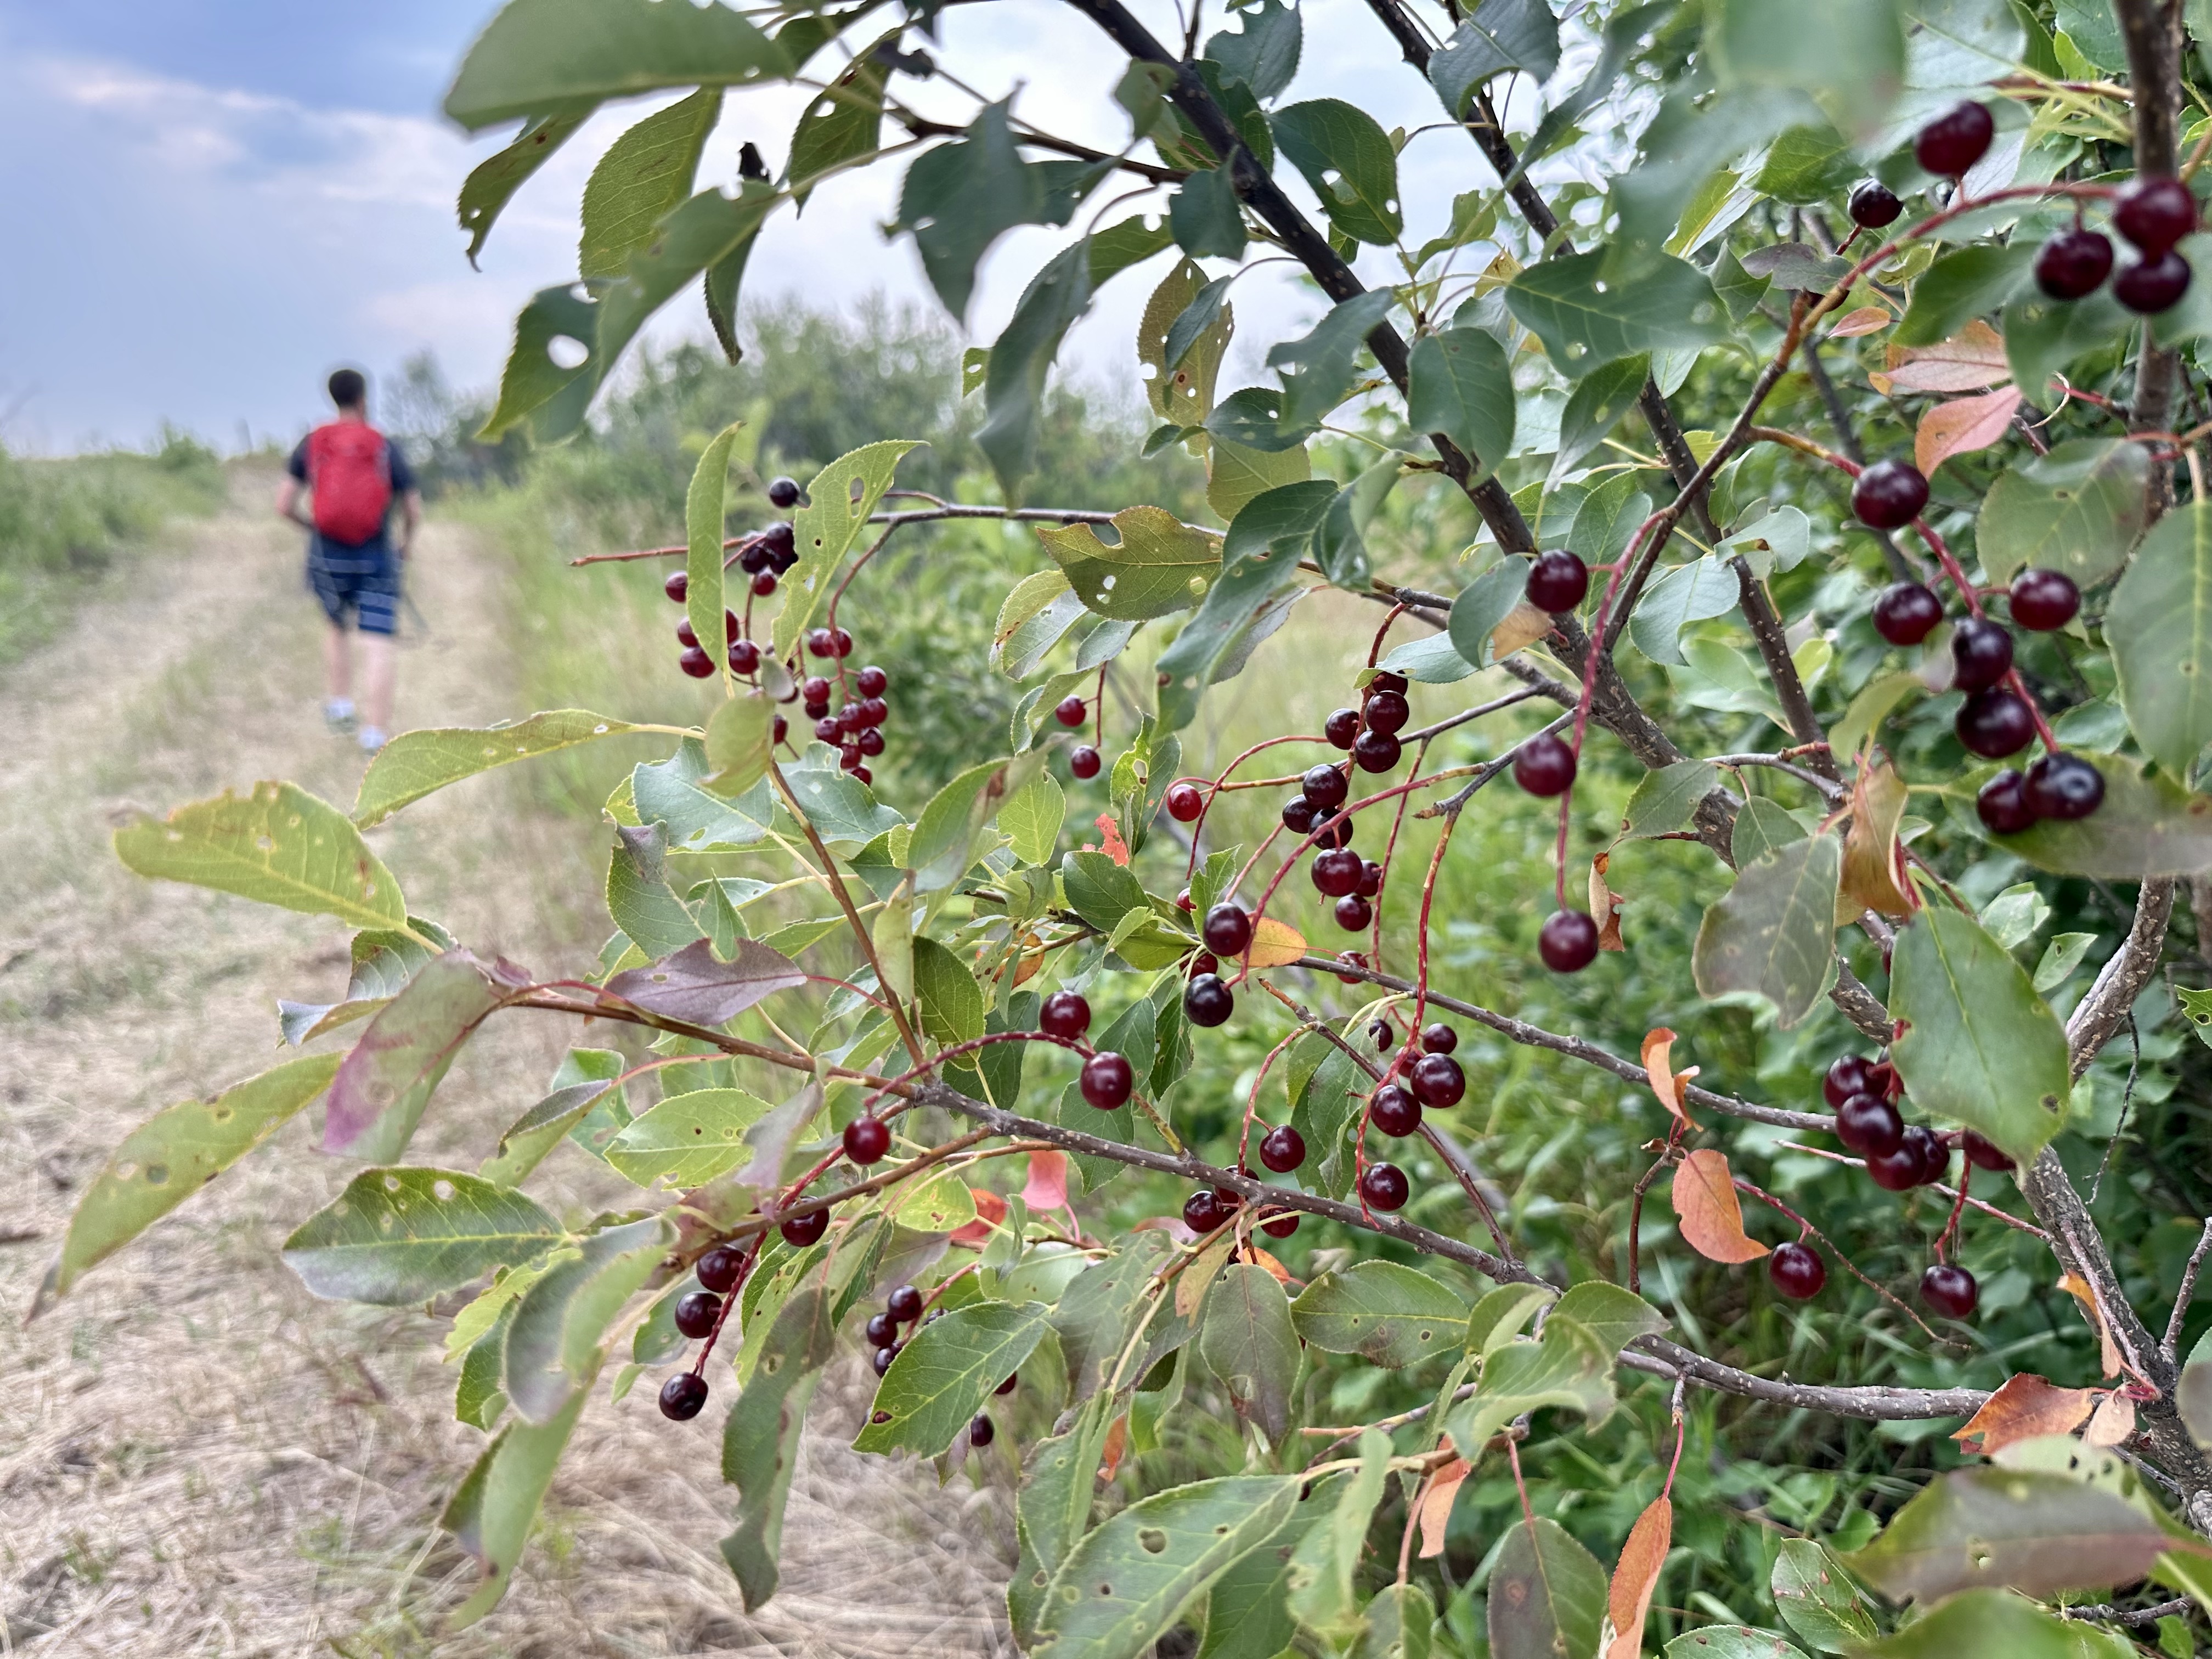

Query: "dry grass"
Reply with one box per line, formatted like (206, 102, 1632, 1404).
(0, 470, 1014, 1656)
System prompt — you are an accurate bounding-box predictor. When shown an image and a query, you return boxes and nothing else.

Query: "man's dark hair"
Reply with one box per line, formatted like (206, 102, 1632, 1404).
(328, 368, 367, 409)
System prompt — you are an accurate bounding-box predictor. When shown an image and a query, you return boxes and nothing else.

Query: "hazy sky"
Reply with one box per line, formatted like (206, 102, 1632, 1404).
(0, 0, 1554, 453)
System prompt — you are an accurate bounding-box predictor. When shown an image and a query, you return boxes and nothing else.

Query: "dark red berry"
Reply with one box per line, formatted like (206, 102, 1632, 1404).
(1824, 1056, 1871, 1109)
(1313, 848, 1363, 898)
(886, 1284, 924, 1323)
(1854, 461, 1931, 531)
(1081, 1051, 1133, 1109)
(1203, 902, 1253, 957)
(856, 664, 888, 697)
(865, 1310, 899, 1348)
(872, 1342, 899, 1375)
(1369, 671, 1408, 695)
(1183, 1189, 1224, 1233)
(1513, 732, 1577, 797)
(751, 570, 778, 597)
(2114, 175, 2198, 255)
(1334, 894, 1372, 932)
(1324, 707, 1361, 749)
(1312, 812, 1353, 850)
(1962, 1131, 2015, 1172)
(859, 697, 888, 726)
(840, 742, 864, 772)
(781, 1206, 830, 1247)
(857, 727, 885, 758)
(2035, 228, 2114, 300)
(729, 637, 760, 674)
(1054, 695, 1087, 727)
(1865, 1143, 1923, 1191)
(1956, 688, 2035, 758)
(1921, 1263, 1979, 1318)
(679, 646, 716, 679)
(1901, 1125, 1948, 1186)
(677, 618, 699, 649)
(814, 716, 843, 744)
(697, 1246, 744, 1295)
(1262, 1212, 1300, 1238)
(1368, 1019, 1393, 1050)
(1525, 549, 1590, 612)
(1836, 1092, 1904, 1158)
(1282, 795, 1317, 836)
(1260, 1124, 1306, 1172)
(830, 627, 853, 657)
(1848, 179, 1903, 228)
(1369, 1087, 1422, 1137)
(1359, 1162, 1409, 1211)
(1358, 860, 1383, 898)
(1040, 990, 1091, 1041)
(1190, 950, 1218, 976)
(1768, 1240, 1827, 1300)
(995, 1373, 1018, 1395)
(2008, 568, 2080, 631)
(1354, 731, 1402, 773)
(1410, 1053, 1466, 1109)
(675, 1291, 723, 1339)
(969, 1414, 995, 1447)
(1950, 617, 2015, 692)
(2116, 251, 2193, 313)
(663, 569, 690, 603)
(1070, 746, 1102, 779)
(2024, 753, 2104, 820)
(844, 1117, 891, 1165)
(740, 541, 770, 575)
(1302, 765, 1348, 810)
(768, 476, 800, 508)
(853, 764, 872, 785)
(1914, 100, 1993, 177)
(808, 628, 836, 658)
(1977, 768, 2040, 834)
(1184, 973, 1234, 1028)
(1873, 582, 1943, 646)
(1421, 1023, 1457, 1054)
(659, 1372, 709, 1419)
(1166, 783, 1204, 822)
(1539, 911, 1599, 972)
(1363, 690, 1410, 736)
(802, 675, 831, 704)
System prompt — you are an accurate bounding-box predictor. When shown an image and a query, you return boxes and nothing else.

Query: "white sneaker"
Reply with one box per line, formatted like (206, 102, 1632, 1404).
(324, 698, 357, 732)
(358, 726, 387, 754)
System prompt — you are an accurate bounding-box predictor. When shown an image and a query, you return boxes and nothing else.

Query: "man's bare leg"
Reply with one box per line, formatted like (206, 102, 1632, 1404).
(323, 624, 356, 727)
(359, 634, 397, 748)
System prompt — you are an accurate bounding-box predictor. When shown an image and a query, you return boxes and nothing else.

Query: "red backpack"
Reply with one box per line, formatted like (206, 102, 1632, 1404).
(306, 421, 394, 545)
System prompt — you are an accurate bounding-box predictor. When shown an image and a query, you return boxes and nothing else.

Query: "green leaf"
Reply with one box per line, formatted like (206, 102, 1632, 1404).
(910, 752, 1051, 892)
(1468, 1284, 1555, 1354)
(1663, 1632, 1807, 1659)
(1624, 761, 1720, 839)
(1288, 1434, 1392, 1640)
(1905, 0, 2027, 88)
(1204, 0, 1302, 99)
(550, 1047, 632, 1160)
(458, 112, 588, 264)
(455, 1292, 518, 1429)
(283, 1167, 563, 1305)
(1198, 1263, 1299, 1443)
(1446, 557, 1533, 668)
(981, 239, 1098, 503)
(1449, 1313, 1617, 1457)
(1830, 671, 1927, 765)
(1895, 242, 2038, 346)
(2004, 287, 2131, 404)
(703, 693, 774, 795)
(1756, 123, 1860, 205)
(1551, 353, 1649, 484)
(1770, 1537, 1876, 1653)
(2033, 932, 2096, 992)
(1507, 252, 1729, 376)
(1847, 1468, 2179, 1603)
(855, 1301, 1051, 1455)
(898, 101, 1055, 319)
(772, 438, 922, 658)
(1377, 633, 1477, 684)
(1602, 87, 1804, 283)
(607, 823, 706, 962)
(478, 282, 599, 443)
(1032, 1476, 1302, 1658)
(1170, 165, 1248, 259)
(1012, 1395, 1118, 1644)
(1360, 1582, 1436, 1659)
(1267, 291, 1395, 432)
(440, 1376, 589, 1627)
(1408, 327, 1515, 480)
(1489, 1516, 1607, 1659)
(686, 421, 742, 681)
(788, 40, 888, 205)
(1711, 0, 1904, 110)
(1630, 556, 1740, 667)
(633, 739, 773, 850)
(115, 780, 407, 929)
(780, 742, 904, 848)
(1888, 906, 2073, 1168)
(355, 710, 640, 827)
(1207, 434, 1310, 522)
(722, 1283, 842, 1609)
(1205, 385, 1313, 453)
(1272, 99, 1403, 244)
(1977, 438, 2149, 588)
(323, 950, 513, 1161)
(1848, 1589, 2130, 1659)
(2111, 502, 2212, 778)
(1001, 771, 1066, 866)
(1994, 760, 2212, 877)
(580, 89, 720, 278)
(1196, 1488, 1333, 1659)
(1037, 507, 1222, 622)
(1733, 795, 1808, 865)
(1291, 1260, 1469, 1368)
(1154, 538, 1308, 732)
(913, 935, 988, 1051)
(1053, 1232, 1174, 1400)
(995, 569, 1087, 679)
(1692, 834, 1841, 1028)
(503, 1215, 667, 1423)
(605, 1087, 775, 1187)
(1145, 263, 1233, 423)
(478, 1080, 617, 1188)
(443, 0, 790, 129)
(1554, 1280, 1667, 1354)
(34, 1054, 340, 1317)
(1430, 0, 1560, 117)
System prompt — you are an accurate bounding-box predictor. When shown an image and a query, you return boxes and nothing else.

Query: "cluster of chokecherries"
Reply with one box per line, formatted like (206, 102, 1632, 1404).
(1052, 693, 1104, 779)
(1849, 100, 2196, 313)
(1759, 1052, 2013, 1316)
(863, 1285, 1006, 1445)
(657, 1239, 754, 1420)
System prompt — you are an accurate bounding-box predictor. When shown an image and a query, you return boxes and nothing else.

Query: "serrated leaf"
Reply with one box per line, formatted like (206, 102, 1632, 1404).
(1888, 906, 2072, 1169)
(1430, 0, 1560, 117)
(1624, 761, 1719, 839)
(1449, 1314, 1617, 1457)
(897, 100, 1057, 320)
(780, 742, 904, 848)
(1272, 100, 1402, 244)
(116, 780, 406, 929)
(1142, 259, 1232, 426)
(1037, 507, 1222, 621)
(1846, 1469, 2182, 1602)
(1001, 771, 1066, 866)
(1198, 1263, 1298, 1443)
(607, 822, 706, 961)
(909, 752, 1051, 892)
(1770, 1537, 1875, 1652)
(479, 282, 600, 443)
(634, 739, 774, 850)
(605, 1087, 776, 1186)
(1197, 1489, 1333, 1659)
(1692, 835, 1841, 1028)
(1976, 438, 2148, 588)
(458, 111, 588, 264)
(1204, 0, 1302, 99)
(2111, 503, 2212, 778)
(1629, 556, 1740, 667)
(1206, 435, 1310, 522)
(1491, 1516, 1606, 1659)
(323, 950, 514, 1161)
(772, 438, 922, 658)
(788, 38, 887, 205)
(283, 1167, 563, 1305)
(1291, 1260, 1469, 1368)
(856, 1301, 1051, 1454)
(1268, 292, 1396, 436)
(1554, 1280, 1667, 1355)
(1408, 326, 1515, 479)
(1507, 252, 1729, 376)
(580, 89, 720, 279)
(981, 239, 1099, 503)
(684, 421, 742, 681)
(1154, 539, 1308, 731)
(996, 569, 1086, 679)
(604, 936, 803, 1027)
(1896, 242, 2037, 347)
(722, 1282, 839, 1609)
(1662, 1629, 1805, 1659)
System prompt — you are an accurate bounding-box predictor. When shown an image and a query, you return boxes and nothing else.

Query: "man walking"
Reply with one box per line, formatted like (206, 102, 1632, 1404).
(274, 368, 421, 753)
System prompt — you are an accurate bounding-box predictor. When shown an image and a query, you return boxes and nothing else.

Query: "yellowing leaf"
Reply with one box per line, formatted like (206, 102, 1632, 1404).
(1829, 304, 1892, 338)
(1589, 854, 1627, 952)
(2085, 1392, 2137, 1447)
(1839, 758, 1917, 920)
(1242, 915, 1308, 968)
(1951, 1372, 2096, 1454)
(1418, 1458, 1471, 1559)
(1605, 1495, 1672, 1659)
(1668, 1148, 1767, 1263)
(1641, 1028, 1699, 1129)
(2059, 1272, 2126, 1379)
(1915, 385, 2023, 477)
(1491, 600, 1555, 659)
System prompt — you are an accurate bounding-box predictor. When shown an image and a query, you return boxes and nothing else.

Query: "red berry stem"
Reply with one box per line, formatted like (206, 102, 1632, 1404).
(1930, 1161, 1973, 1263)
(691, 1233, 762, 1375)
(1367, 600, 1413, 668)
(1235, 1025, 1309, 1177)
(1368, 736, 1427, 972)
(1730, 1169, 1951, 1341)
(822, 524, 894, 639)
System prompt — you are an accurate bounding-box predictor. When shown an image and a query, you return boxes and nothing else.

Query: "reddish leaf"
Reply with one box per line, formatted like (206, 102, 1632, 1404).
(1872, 321, 2011, 392)
(2059, 1272, 2126, 1379)
(1915, 385, 2023, 478)
(1951, 1373, 2095, 1454)
(1838, 760, 1917, 921)
(1641, 1029, 1699, 1129)
(1246, 1245, 1295, 1286)
(1418, 1458, 1471, 1559)
(1099, 1412, 1130, 1480)
(1020, 1150, 1070, 1212)
(948, 1186, 1008, 1249)
(1590, 854, 1627, 952)
(1669, 1149, 1769, 1263)
(1605, 1495, 1672, 1659)
(1829, 305, 1892, 338)
(604, 937, 805, 1027)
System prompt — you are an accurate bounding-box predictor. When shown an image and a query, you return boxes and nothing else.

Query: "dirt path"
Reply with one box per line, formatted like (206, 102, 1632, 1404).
(0, 470, 1014, 1657)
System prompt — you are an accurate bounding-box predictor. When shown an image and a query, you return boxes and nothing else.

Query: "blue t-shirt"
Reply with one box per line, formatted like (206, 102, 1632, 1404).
(287, 427, 417, 551)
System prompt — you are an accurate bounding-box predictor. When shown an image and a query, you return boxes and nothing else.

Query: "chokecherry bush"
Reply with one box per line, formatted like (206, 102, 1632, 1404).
(42, 0, 2212, 1651)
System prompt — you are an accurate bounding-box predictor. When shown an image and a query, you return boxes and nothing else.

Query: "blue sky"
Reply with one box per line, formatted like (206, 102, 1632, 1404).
(0, 1, 1548, 453)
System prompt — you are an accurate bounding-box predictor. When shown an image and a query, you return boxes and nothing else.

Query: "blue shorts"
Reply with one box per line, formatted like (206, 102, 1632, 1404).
(307, 533, 400, 635)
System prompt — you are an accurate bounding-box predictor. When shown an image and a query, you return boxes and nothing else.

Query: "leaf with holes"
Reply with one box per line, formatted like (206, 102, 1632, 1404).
(605, 1087, 776, 1187)
(856, 1301, 1051, 1455)
(116, 779, 407, 929)
(1977, 438, 2148, 588)
(1506, 252, 1729, 376)
(1430, 0, 1561, 117)
(1289, 1432, 1392, 1640)
(1271, 99, 1402, 244)
(1141, 259, 1232, 428)
(1692, 834, 1840, 1028)
(1669, 1149, 1769, 1263)
(1292, 1260, 1470, 1368)
(1038, 507, 1222, 622)
(282, 1167, 563, 1306)
(479, 283, 600, 442)
(772, 439, 921, 657)
(1197, 1263, 1299, 1444)
(1490, 1516, 1607, 1659)
(458, 112, 588, 264)
(1267, 291, 1395, 433)
(443, 0, 791, 129)
(1888, 906, 2072, 1168)
(2111, 503, 2212, 780)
